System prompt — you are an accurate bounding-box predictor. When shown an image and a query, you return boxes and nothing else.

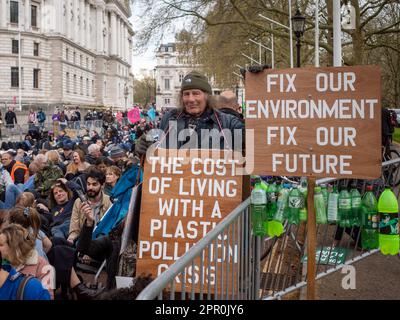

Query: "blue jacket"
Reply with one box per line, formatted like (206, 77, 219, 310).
(0, 264, 51, 300)
(92, 164, 141, 239)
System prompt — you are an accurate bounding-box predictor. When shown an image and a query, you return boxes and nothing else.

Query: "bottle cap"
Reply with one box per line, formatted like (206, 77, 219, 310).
(366, 185, 373, 191)
(267, 221, 284, 237)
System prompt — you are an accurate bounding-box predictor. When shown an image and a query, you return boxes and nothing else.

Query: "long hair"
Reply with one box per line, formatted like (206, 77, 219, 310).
(8, 205, 41, 240)
(177, 91, 219, 113)
(49, 181, 73, 209)
(0, 223, 35, 267)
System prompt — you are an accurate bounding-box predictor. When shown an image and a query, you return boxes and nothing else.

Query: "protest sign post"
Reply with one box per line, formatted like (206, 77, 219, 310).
(245, 65, 381, 299)
(136, 149, 243, 294)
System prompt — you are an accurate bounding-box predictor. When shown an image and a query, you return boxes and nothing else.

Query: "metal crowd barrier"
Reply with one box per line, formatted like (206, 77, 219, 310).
(136, 158, 400, 300)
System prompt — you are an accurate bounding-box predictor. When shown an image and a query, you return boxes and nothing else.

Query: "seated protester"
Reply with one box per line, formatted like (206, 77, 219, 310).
(1, 150, 29, 185)
(34, 157, 64, 199)
(37, 181, 75, 240)
(61, 142, 74, 166)
(85, 144, 102, 165)
(65, 149, 90, 180)
(96, 139, 108, 156)
(67, 167, 112, 245)
(0, 162, 21, 209)
(46, 150, 66, 175)
(0, 223, 54, 299)
(104, 166, 121, 196)
(0, 262, 50, 300)
(8, 204, 52, 261)
(80, 136, 91, 154)
(90, 130, 100, 144)
(95, 156, 112, 175)
(107, 145, 128, 171)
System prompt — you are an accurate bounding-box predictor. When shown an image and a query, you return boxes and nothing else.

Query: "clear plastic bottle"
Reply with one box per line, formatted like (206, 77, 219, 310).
(320, 184, 329, 210)
(266, 182, 278, 220)
(327, 185, 339, 224)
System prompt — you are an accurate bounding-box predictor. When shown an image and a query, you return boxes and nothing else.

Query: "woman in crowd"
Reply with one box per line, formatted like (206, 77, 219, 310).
(95, 156, 111, 175)
(104, 166, 121, 196)
(46, 150, 66, 175)
(0, 223, 54, 299)
(65, 149, 90, 180)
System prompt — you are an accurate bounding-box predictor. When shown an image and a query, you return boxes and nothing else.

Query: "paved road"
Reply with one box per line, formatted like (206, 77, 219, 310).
(316, 252, 400, 300)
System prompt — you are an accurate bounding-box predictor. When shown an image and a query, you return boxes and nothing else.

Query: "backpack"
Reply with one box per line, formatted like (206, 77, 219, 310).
(389, 110, 397, 131)
(16, 275, 35, 300)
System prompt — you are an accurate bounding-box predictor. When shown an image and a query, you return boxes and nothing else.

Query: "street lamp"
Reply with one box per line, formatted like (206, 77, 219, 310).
(124, 85, 129, 112)
(291, 8, 306, 68)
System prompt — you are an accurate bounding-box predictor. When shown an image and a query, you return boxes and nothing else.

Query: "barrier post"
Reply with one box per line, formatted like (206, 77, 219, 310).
(306, 178, 316, 300)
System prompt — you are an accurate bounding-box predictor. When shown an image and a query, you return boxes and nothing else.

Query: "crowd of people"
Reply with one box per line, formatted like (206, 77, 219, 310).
(0, 70, 245, 300)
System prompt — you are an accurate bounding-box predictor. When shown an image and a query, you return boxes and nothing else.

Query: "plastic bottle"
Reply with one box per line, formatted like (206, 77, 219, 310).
(361, 185, 379, 250)
(250, 177, 267, 236)
(320, 184, 329, 209)
(267, 184, 289, 237)
(266, 182, 278, 220)
(377, 187, 399, 255)
(288, 185, 303, 225)
(327, 185, 339, 224)
(314, 186, 327, 224)
(338, 186, 352, 228)
(350, 182, 362, 227)
(299, 177, 308, 222)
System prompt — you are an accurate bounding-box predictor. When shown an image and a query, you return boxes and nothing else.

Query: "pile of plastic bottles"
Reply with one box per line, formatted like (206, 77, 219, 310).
(250, 176, 400, 255)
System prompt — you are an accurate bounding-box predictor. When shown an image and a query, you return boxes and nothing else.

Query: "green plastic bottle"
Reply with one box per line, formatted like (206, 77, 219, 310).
(338, 186, 352, 228)
(361, 185, 379, 250)
(288, 185, 302, 225)
(350, 182, 362, 227)
(266, 182, 278, 220)
(267, 183, 288, 237)
(250, 177, 267, 237)
(377, 187, 399, 255)
(320, 184, 329, 210)
(314, 186, 327, 224)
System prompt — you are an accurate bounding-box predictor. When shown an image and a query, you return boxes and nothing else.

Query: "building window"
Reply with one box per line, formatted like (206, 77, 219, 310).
(66, 48, 69, 61)
(80, 55, 83, 66)
(12, 40, 19, 54)
(33, 42, 39, 56)
(165, 98, 170, 104)
(179, 74, 184, 83)
(73, 52, 76, 64)
(92, 80, 95, 96)
(80, 76, 83, 95)
(66, 72, 70, 93)
(86, 57, 89, 69)
(10, 1, 19, 24)
(164, 78, 170, 91)
(31, 5, 37, 27)
(11, 67, 19, 87)
(73, 74, 77, 94)
(33, 69, 40, 88)
(86, 78, 89, 96)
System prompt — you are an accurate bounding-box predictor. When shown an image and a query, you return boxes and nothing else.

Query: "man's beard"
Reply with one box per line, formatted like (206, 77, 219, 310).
(87, 189, 100, 199)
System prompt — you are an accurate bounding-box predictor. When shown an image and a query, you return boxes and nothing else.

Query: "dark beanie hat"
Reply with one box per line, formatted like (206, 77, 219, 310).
(181, 71, 212, 95)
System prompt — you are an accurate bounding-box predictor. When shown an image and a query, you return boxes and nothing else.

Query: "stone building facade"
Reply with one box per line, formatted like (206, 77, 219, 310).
(0, 0, 134, 111)
(155, 42, 220, 110)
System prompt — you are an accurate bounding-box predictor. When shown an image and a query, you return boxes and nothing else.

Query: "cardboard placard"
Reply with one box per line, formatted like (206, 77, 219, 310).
(136, 149, 243, 294)
(245, 65, 381, 179)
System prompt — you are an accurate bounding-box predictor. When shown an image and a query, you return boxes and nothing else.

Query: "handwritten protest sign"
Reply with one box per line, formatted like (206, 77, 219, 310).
(136, 149, 243, 293)
(245, 65, 381, 179)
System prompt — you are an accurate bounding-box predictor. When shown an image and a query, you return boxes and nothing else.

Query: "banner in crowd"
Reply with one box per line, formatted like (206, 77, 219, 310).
(136, 149, 243, 293)
(245, 65, 381, 179)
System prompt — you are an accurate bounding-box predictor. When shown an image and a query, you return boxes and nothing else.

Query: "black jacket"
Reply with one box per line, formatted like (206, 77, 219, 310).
(5, 111, 17, 125)
(158, 107, 244, 149)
